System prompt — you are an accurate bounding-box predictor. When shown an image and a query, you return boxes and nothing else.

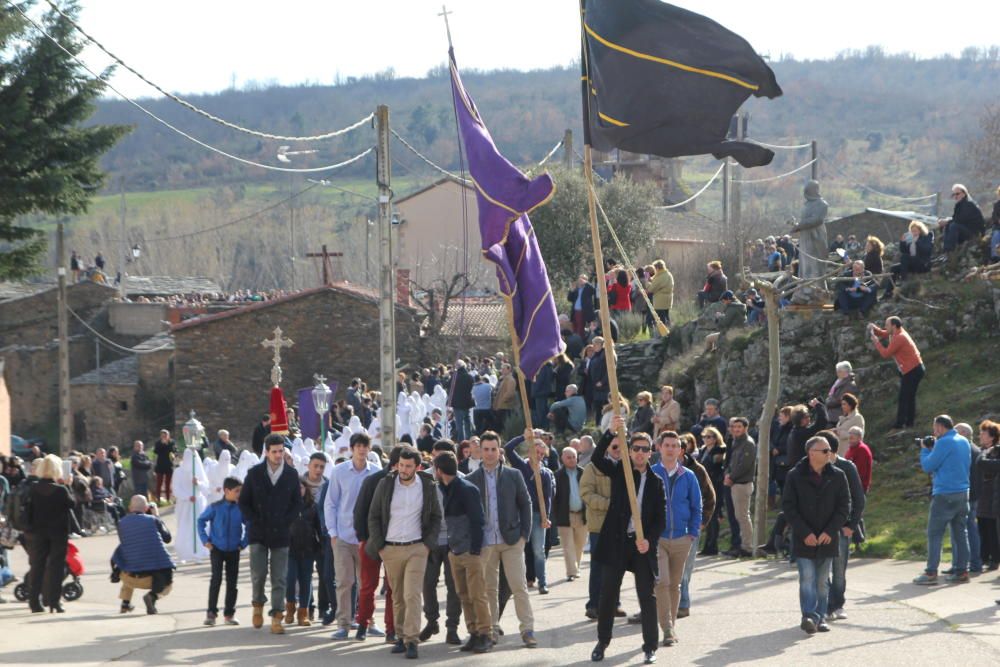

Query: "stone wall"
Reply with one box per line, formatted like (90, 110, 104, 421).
(0, 282, 116, 348)
(109, 302, 169, 337)
(71, 382, 145, 452)
(171, 287, 420, 445)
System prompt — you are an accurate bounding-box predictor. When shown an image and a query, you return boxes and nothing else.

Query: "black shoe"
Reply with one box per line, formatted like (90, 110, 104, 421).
(585, 607, 598, 620)
(142, 592, 157, 615)
(538, 585, 549, 595)
(419, 620, 439, 642)
(472, 633, 492, 654)
(355, 625, 367, 641)
(627, 612, 642, 624)
(119, 602, 134, 614)
(391, 639, 406, 654)
(644, 650, 658, 664)
(591, 642, 607, 662)
(29, 602, 44, 614)
(760, 543, 777, 555)
(446, 627, 461, 645)
(460, 634, 478, 652)
(385, 632, 397, 644)
(405, 642, 418, 659)
(49, 603, 65, 614)
(322, 609, 336, 626)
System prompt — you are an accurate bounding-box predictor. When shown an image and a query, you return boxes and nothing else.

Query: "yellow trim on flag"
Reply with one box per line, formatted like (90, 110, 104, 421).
(598, 111, 629, 127)
(584, 22, 760, 92)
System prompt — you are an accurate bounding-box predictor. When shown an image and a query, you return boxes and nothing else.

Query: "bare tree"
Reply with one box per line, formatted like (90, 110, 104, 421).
(971, 104, 1000, 195)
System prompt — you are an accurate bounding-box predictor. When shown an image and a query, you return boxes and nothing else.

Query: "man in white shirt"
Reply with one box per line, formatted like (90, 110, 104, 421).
(324, 433, 381, 639)
(366, 446, 442, 659)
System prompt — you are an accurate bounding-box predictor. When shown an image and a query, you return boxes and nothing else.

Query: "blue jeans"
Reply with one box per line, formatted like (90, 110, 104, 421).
(678, 537, 698, 609)
(991, 228, 1000, 263)
(532, 397, 550, 429)
(286, 555, 315, 607)
(796, 557, 832, 623)
(953, 499, 981, 571)
(452, 408, 472, 442)
(319, 537, 337, 615)
(530, 512, 547, 587)
(827, 533, 850, 612)
(926, 492, 970, 574)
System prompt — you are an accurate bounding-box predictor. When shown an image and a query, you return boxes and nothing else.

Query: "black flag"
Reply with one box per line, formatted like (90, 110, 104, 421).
(581, 0, 782, 167)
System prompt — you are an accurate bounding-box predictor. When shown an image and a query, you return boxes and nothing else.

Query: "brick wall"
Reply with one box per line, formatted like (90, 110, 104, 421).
(171, 287, 420, 445)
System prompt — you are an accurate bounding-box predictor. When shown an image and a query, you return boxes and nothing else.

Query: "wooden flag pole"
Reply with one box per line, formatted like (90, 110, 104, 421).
(503, 303, 550, 529)
(583, 145, 643, 542)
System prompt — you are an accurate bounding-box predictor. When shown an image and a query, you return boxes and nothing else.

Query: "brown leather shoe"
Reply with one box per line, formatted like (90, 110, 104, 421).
(297, 607, 311, 627)
(284, 601, 296, 624)
(252, 604, 264, 629)
(271, 613, 286, 634)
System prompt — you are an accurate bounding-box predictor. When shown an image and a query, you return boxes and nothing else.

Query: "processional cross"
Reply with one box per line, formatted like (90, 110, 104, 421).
(261, 326, 294, 386)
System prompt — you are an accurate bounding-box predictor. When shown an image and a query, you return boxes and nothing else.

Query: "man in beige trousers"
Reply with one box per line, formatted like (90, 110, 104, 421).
(366, 446, 442, 659)
(553, 447, 588, 580)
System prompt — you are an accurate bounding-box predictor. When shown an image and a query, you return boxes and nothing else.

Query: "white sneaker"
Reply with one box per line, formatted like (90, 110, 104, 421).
(831, 609, 847, 620)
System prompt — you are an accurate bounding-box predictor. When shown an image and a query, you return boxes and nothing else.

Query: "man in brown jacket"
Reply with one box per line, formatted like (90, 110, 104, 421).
(492, 363, 518, 433)
(580, 433, 626, 621)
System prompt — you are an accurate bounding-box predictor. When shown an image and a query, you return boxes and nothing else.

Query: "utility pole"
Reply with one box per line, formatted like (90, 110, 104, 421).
(563, 129, 573, 169)
(56, 222, 72, 457)
(811, 140, 818, 181)
(722, 156, 731, 248)
(733, 112, 746, 283)
(118, 178, 126, 299)
(376, 105, 396, 448)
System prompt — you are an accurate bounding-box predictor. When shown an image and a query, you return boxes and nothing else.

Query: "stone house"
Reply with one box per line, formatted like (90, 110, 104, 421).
(170, 284, 420, 446)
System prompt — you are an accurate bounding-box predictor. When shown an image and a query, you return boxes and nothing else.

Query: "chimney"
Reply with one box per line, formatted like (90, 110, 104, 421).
(395, 269, 411, 307)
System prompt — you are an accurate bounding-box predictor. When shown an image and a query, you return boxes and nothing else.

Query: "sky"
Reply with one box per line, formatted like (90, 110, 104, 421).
(45, 0, 998, 100)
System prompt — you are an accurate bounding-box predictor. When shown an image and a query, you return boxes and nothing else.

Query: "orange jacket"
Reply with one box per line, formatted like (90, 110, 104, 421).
(872, 326, 922, 374)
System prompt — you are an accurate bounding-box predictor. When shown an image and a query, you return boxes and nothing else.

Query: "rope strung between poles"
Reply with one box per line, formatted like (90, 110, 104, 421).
(68, 307, 174, 354)
(658, 163, 725, 209)
(9, 2, 375, 174)
(733, 158, 817, 184)
(390, 129, 472, 185)
(590, 182, 669, 337)
(306, 179, 378, 201)
(747, 139, 813, 150)
(532, 139, 564, 169)
(36, 0, 373, 142)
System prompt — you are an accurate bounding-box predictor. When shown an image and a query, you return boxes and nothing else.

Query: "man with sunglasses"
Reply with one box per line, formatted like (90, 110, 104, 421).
(589, 416, 666, 665)
(782, 436, 851, 635)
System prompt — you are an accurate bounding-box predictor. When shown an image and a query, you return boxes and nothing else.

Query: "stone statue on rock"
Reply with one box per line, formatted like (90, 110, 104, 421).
(790, 180, 829, 280)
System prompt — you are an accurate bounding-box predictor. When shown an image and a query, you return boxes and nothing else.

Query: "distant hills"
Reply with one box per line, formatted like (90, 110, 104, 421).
(86, 50, 1000, 199)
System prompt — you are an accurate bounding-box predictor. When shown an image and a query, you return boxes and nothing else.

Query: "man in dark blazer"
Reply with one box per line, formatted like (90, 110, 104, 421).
(239, 434, 303, 634)
(553, 446, 587, 581)
(589, 416, 666, 665)
(451, 360, 476, 442)
(588, 338, 610, 420)
(467, 431, 537, 649)
(568, 274, 597, 337)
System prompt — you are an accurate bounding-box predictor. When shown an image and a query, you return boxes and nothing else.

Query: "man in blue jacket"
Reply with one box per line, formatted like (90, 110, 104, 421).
(651, 431, 702, 648)
(198, 477, 247, 626)
(504, 431, 555, 595)
(112, 495, 175, 615)
(914, 415, 972, 585)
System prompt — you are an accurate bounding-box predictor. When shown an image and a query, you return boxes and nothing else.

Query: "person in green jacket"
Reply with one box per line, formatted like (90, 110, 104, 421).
(645, 260, 674, 334)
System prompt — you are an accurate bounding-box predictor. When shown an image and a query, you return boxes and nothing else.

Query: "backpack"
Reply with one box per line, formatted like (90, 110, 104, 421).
(5, 482, 35, 532)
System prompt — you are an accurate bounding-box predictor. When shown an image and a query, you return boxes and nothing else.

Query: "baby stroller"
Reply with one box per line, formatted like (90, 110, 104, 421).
(13, 540, 85, 602)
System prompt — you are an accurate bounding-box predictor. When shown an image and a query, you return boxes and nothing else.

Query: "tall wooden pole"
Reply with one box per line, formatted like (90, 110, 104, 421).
(57, 222, 72, 457)
(563, 129, 573, 169)
(584, 145, 642, 541)
(376, 105, 397, 449)
(752, 281, 781, 554)
(733, 114, 745, 284)
(811, 140, 819, 181)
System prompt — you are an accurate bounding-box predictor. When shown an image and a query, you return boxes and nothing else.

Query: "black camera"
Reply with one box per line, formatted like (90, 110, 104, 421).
(915, 436, 935, 448)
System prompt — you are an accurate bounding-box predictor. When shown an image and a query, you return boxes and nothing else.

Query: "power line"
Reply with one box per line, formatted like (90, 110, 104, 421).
(68, 307, 172, 354)
(390, 129, 471, 185)
(38, 0, 373, 143)
(306, 179, 377, 201)
(8, 1, 374, 174)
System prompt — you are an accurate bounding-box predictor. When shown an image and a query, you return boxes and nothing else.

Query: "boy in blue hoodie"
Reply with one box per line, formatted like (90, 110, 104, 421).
(198, 477, 248, 625)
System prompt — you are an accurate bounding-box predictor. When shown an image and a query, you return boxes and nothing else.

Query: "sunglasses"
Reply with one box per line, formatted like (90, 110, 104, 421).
(631, 445, 652, 453)
(811, 448, 832, 455)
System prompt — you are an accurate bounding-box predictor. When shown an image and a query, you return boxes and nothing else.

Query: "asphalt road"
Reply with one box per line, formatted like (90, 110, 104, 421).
(1, 509, 999, 666)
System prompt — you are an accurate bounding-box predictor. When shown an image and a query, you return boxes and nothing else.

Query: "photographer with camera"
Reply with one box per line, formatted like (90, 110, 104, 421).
(913, 416, 972, 585)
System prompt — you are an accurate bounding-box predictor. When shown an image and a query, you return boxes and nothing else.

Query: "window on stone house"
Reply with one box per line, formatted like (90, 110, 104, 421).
(120, 401, 128, 411)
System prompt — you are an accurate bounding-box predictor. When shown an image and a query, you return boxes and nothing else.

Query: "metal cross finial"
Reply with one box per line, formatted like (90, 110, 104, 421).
(438, 4, 454, 49)
(261, 326, 294, 386)
(314, 373, 327, 385)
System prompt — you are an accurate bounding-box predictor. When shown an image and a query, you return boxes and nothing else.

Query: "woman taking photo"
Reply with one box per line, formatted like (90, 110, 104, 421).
(26, 455, 75, 613)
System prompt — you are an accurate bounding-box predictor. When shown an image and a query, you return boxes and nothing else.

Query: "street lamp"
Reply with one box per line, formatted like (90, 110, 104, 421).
(131, 243, 141, 260)
(311, 374, 332, 446)
(182, 410, 205, 452)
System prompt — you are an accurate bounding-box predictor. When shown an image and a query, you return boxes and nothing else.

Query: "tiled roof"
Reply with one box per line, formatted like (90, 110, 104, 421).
(71, 355, 138, 386)
(0, 281, 53, 302)
(124, 275, 222, 296)
(438, 299, 508, 339)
